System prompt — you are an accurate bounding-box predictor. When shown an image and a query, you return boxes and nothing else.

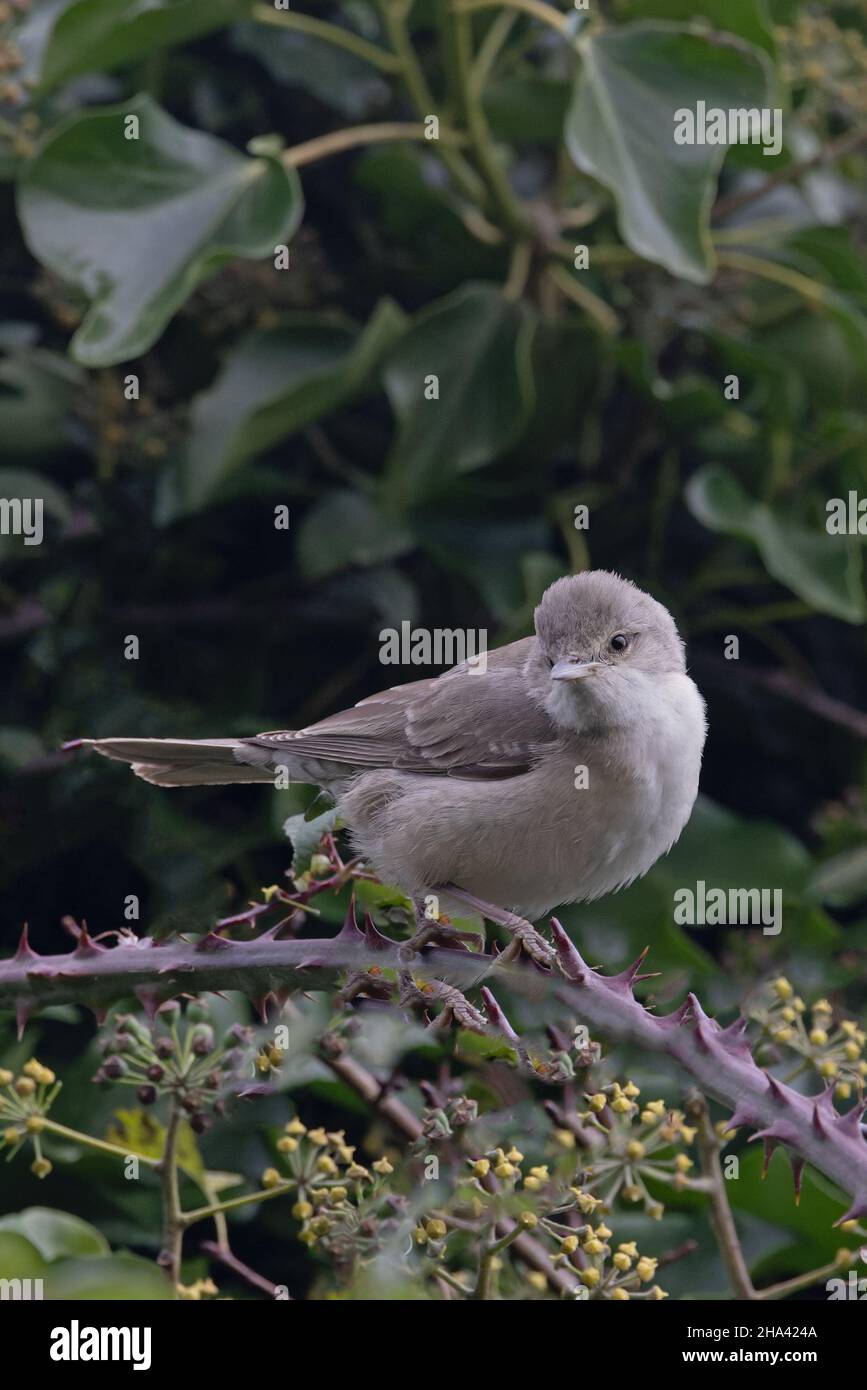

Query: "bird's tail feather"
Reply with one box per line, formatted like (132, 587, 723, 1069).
(80, 737, 275, 787)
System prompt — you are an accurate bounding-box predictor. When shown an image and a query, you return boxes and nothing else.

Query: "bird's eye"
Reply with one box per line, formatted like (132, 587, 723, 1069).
(610, 633, 629, 652)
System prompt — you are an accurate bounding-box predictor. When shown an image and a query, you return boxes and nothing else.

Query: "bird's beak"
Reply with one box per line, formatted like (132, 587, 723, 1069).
(550, 659, 602, 682)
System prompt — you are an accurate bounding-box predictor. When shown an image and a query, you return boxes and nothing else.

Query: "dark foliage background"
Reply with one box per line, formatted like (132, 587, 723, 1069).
(0, 0, 866, 1298)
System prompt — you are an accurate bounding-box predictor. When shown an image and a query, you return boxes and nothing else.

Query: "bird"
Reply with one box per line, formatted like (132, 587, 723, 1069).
(78, 571, 706, 964)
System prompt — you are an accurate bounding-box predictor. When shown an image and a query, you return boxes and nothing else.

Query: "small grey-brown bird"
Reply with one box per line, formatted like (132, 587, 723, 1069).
(80, 571, 706, 961)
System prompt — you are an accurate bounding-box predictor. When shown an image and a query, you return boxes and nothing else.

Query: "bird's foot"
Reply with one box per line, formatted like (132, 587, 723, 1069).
(439, 885, 556, 968)
(498, 918, 557, 968)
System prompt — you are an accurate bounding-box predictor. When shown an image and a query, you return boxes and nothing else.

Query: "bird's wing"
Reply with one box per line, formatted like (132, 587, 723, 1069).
(249, 637, 558, 779)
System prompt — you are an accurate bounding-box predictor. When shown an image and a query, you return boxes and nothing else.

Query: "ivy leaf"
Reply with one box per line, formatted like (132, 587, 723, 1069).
(383, 284, 536, 506)
(17, 94, 302, 367)
(19, 0, 249, 93)
(628, 0, 777, 57)
(806, 846, 867, 908)
(105, 1108, 206, 1187)
(566, 23, 772, 282)
(685, 465, 865, 623)
(0, 1208, 108, 1261)
(158, 299, 405, 521)
(0, 351, 82, 456)
(283, 807, 339, 875)
(296, 489, 413, 581)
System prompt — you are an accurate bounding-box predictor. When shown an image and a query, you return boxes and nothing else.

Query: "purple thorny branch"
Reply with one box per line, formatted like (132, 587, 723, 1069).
(0, 905, 865, 1222)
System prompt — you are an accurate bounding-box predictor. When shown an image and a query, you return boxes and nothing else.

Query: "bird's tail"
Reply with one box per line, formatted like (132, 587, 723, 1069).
(75, 737, 274, 787)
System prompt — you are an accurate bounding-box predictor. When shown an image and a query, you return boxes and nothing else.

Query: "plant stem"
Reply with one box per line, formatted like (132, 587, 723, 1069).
(446, 3, 529, 234)
(545, 262, 619, 334)
(472, 1241, 498, 1298)
(469, 8, 518, 98)
(40, 1118, 160, 1166)
(283, 121, 467, 168)
(374, 0, 486, 204)
(504, 240, 532, 299)
(713, 127, 867, 222)
(757, 1257, 849, 1301)
(200, 1240, 289, 1298)
(157, 1097, 184, 1287)
(716, 250, 830, 308)
(687, 1095, 757, 1300)
(251, 2, 402, 73)
(454, 0, 570, 37)
(180, 1182, 292, 1227)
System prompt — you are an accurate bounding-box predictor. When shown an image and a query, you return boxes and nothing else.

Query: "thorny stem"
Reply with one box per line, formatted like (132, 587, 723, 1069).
(687, 1094, 757, 1300)
(2, 925, 866, 1219)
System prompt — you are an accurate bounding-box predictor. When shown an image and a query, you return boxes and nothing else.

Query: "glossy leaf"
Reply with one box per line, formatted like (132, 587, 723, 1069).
(566, 24, 772, 282)
(383, 284, 536, 505)
(297, 488, 413, 581)
(0, 1207, 109, 1261)
(159, 300, 405, 520)
(19, 0, 249, 93)
(17, 95, 302, 367)
(686, 464, 865, 622)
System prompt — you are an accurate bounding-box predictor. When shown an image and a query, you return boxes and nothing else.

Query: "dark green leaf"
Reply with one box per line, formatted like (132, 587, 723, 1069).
(383, 284, 536, 505)
(686, 464, 865, 622)
(566, 24, 772, 281)
(159, 300, 405, 520)
(17, 94, 302, 367)
(297, 488, 413, 581)
(0, 1207, 109, 1261)
(25, 0, 250, 93)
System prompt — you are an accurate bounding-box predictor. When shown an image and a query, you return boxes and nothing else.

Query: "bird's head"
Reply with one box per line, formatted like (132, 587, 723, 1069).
(530, 571, 686, 729)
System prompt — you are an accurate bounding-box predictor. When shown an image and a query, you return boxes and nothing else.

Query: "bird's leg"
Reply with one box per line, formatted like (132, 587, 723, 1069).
(439, 885, 556, 968)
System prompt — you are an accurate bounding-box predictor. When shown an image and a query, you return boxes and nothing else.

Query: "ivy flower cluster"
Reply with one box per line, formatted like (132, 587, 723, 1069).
(776, 11, 867, 120)
(564, 1080, 698, 1217)
(0, 1057, 60, 1178)
(261, 1119, 404, 1270)
(751, 978, 867, 1098)
(410, 1138, 670, 1300)
(93, 1001, 255, 1133)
